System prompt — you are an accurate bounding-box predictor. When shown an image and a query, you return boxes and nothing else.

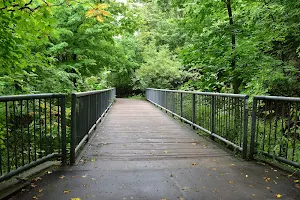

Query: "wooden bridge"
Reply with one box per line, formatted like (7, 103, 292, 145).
(8, 98, 300, 200)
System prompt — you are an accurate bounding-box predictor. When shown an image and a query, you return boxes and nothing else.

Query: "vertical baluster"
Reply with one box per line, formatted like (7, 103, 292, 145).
(5, 102, 10, 172)
(39, 99, 42, 158)
(61, 96, 66, 164)
(44, 99, 48, 155)
(33, 99, 37, 161)
(268, 101, 272, 154)
(57, 98, 60, 154)
(263, 101, 268, 151)
(20, 100, 24, 166)
(26, 100, 30, 164)
(292, 103, 298, 161)
(286, 102, 291, 159)
(211, 96, 216, 140)
(13, 101, 18, 169)
(49, 98, 53, 153)
(279, 103, 285, 156)
(250, 98, 257, 159)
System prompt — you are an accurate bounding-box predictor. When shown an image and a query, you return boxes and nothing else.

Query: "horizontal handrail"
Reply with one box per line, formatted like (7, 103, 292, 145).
(147, 88, 248, 98)
(72, 88, 115, 98)
(0, 94, 65, 102)
(254, 95, 300, 102)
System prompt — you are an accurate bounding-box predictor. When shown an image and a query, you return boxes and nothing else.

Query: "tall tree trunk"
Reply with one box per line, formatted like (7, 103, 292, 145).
(225, 0, 239, 94)
(72, 53, 77, 88)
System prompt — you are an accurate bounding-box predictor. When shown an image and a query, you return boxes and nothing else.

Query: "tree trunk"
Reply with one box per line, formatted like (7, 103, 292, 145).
(225, 0, 239, 94)
(72, 53, 77, 89)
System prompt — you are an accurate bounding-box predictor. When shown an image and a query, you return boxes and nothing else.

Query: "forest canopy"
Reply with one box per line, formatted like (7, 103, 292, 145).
(0, 0, 299, 97)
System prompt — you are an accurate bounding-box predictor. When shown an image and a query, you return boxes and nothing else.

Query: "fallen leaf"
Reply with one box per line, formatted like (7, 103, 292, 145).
(47, 171, 52, 174)
(64, 189, 71, 194)
(192, 143, 197, 146)
(38, 188, 43, 193)
(294, 180, 299, 183)
(211, 168, 216, 171)
(164, 150, 168, 154)
(170, 173, 173, 177)
(91, 158, 96, 162)
(182, 187, 190, 191)
(59, 175, 65, 179)
(192, 163, 197, 166)
(82, 175, 87, 178)
(252, 194, 256, 197)
(266, 187, 270, 190)
(162, 198, 168, 200)
(264, 177, 271, 182)
(32, 196, 38, 199)
(31, 183, 37, 188)
(231, 164, 235, 166)
(245, 175, 248, 178)
(273, 180, 277, 184)
(275, 194, 282, 198)
(33, 177, 42, 182)
(179, 197, 185, 200)
(228, 181, 233, 184)
(295, 184, 300, 189)
(71, 198, 81, 200)
(90, 178, 96, 181)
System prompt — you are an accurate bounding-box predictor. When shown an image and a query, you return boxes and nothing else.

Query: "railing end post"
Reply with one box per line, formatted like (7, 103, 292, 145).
(210, 96, 216, 141)
(61, 95, 67, 165)
(70, 94, 77, 165)
(249, 97, 257, 160)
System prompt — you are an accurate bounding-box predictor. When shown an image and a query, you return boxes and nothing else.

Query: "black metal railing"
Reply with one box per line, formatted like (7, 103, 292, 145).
(0, 94, 66, 182)
(146, 88, 249, 159)
(250, 96, 300, 168)
(70, 88, 115, 164)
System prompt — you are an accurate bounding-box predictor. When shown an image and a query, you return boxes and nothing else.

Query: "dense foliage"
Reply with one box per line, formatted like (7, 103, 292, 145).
(0, 0, 299, 96)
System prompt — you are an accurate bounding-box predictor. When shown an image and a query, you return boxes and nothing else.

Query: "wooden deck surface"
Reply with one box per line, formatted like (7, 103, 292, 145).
(13, 98, 300, 200)
(80, 98, 229, 162)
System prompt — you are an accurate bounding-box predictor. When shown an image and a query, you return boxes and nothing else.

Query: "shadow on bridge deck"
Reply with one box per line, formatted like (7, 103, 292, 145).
(12, 99, 300, 200)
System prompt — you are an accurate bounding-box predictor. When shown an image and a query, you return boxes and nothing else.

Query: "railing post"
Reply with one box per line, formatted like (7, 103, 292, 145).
(180, 93, 183, 120)
(61, 95, 67, 165)
(165, 91, 168, 112)
(249, 98, 257, 159)
(242, 96, 249, 159)
(192, 94, 196, 129)
(70, 94, 77, 165)
(210, 96, 216, 140)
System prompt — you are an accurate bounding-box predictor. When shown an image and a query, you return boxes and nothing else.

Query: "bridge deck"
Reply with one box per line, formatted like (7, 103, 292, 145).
(14, 99, 300, 200)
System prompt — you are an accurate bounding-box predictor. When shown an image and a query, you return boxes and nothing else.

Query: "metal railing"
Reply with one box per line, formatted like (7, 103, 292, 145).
(250, 96, 300, 168)
(0, 94, 66, 182)
(70, 88, 115, 164)
(146, 88, 249, 159)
